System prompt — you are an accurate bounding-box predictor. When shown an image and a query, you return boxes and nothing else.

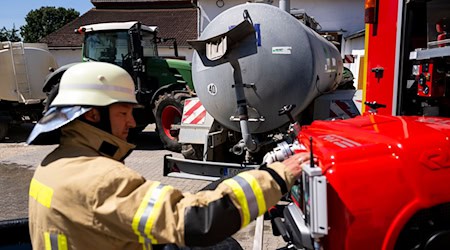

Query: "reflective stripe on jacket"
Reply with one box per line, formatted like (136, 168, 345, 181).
(29, 120, 296, 249)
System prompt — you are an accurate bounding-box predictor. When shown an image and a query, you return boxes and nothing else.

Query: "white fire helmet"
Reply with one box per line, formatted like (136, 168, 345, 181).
(27, 62, 138, 145)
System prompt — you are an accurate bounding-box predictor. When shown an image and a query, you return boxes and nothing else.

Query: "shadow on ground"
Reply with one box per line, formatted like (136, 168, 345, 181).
(1, 123, 165, 151)
(129, 130, 164, 151)
(1, 124, 35, 143)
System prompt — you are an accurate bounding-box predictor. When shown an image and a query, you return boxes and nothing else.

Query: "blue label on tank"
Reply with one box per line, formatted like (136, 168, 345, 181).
(254, 24, 261, 47)
(228, 23, 261, 47)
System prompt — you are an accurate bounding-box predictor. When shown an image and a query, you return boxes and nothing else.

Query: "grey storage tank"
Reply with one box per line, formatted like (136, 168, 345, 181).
(191, 3, 343, 134)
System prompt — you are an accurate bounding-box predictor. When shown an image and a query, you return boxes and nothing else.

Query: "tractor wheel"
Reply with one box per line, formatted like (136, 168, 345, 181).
(43, 83, 59, 113)
(181, 144, 204, 160)
(0, 121, 9, 141)
(153, 92, 190, 152)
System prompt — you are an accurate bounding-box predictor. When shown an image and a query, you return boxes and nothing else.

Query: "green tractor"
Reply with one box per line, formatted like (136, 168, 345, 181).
(43, 21, 194, 151)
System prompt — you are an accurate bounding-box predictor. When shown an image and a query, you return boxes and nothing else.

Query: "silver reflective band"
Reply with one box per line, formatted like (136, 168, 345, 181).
(44, 232, 68, 250)
(60, 83, 134, 95)
(50, 233, 59, 250)
(26, 106, 91, 145)
(138, 184, 164, 244)
(232, 175, 260, 221)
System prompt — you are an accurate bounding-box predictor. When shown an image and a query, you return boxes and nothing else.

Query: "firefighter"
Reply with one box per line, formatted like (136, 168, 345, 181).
(27, 61, 309, 249)
(436, 17, 449, 47)
(338, 67, 356, 90)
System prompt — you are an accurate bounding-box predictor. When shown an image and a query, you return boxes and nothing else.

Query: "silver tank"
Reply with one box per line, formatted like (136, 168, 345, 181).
(192, 3, 343, 134)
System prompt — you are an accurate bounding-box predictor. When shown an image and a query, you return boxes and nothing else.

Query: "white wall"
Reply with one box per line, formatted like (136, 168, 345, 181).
(49, 48, 83, 67)
(342, 35, 365, 55)
(197, 0, 365, 37)
(342, 35, 365, 89)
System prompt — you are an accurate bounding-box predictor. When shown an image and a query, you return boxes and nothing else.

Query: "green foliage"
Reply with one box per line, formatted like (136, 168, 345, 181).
(20, 7, 79, 43)
(0, 25, 21, 42)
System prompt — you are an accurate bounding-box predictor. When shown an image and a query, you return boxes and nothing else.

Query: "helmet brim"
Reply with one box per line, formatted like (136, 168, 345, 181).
(27, 106, 91, 145)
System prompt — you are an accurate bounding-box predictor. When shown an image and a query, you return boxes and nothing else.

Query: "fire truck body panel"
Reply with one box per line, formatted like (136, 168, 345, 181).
(364, 0, 450, 117)
(364, 0, 400, 115)
(296, 114, 450, 249)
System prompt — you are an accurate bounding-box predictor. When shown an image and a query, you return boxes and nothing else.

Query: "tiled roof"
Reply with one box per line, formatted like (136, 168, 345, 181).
(91, 0, 196, 9)
(40, 8, 198, 48)
(91, 0, 197, 9)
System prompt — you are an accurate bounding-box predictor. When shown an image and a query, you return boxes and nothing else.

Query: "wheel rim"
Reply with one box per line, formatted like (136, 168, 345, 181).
(161, 105, 181, 140)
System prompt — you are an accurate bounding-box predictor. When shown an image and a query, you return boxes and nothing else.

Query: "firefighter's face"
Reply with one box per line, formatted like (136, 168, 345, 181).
(108, 103, 136, 141)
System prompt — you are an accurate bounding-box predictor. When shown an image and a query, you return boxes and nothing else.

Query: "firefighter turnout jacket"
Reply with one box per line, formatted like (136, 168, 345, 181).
(29, 120, 296, 249)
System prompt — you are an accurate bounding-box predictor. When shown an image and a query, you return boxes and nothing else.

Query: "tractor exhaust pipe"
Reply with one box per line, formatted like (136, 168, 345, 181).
(279, 0, 290, 13)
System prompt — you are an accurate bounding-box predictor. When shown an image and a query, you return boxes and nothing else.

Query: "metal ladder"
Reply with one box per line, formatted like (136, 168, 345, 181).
(6, 42, 35, 104)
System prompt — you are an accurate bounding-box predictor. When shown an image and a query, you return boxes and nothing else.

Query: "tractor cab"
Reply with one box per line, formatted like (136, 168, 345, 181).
(72, 21, 194, 152)
(76, 21, 158, 78)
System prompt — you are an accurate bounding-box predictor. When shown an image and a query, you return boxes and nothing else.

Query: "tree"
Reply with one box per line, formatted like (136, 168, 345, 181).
(20, 7, 79, 43)
(0, 25, 21, 42)
(0, 27, 10, 41)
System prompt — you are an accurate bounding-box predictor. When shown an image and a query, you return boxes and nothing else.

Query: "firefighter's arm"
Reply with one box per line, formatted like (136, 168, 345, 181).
(90, 159, 299, 247)
(181, 161, 298, 247)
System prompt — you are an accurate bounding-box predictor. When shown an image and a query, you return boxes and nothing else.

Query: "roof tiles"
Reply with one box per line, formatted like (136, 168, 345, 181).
(40, 7, 198, 48)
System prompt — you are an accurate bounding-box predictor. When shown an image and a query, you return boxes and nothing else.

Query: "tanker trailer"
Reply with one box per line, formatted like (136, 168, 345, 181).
(164, 3, 359, 180)
(0, 42, 58, 140)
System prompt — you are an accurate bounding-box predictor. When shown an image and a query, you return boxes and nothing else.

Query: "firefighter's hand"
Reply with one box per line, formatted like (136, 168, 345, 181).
(281, 152, 311, 179)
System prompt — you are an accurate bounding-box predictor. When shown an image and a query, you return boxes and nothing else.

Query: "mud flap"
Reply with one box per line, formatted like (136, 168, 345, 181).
(163, 155, 259, 181)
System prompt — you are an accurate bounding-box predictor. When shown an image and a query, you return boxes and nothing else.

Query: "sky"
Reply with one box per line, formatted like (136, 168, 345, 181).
(0, 0, 94, 30)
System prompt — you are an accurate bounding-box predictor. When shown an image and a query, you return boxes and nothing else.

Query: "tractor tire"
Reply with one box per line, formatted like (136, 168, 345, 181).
(43, 83, 59, 113)
(0, 121, 9, 141)
(153, 92, 190, 152)
(181, 144, 204, 160)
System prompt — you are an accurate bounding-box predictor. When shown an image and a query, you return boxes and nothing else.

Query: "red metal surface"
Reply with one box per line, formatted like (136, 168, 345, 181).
(417, 63, 433, 97)
(297, 113, 450, 250)
(365, 0, 399, 115)
(417, 62, 446, 98)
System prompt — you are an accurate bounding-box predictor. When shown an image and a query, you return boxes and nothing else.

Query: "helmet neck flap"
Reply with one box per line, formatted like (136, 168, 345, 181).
(79, 106, 112, 134)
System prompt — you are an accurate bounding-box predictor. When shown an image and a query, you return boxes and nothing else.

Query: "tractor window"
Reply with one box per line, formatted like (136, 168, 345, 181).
(142, 32, 158, 57)
(84, 31, 130, 67)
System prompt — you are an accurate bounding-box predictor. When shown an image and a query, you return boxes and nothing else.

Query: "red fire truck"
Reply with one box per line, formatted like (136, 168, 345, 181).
(363, 0, 450, 117)
(268, 0, 450, 249)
